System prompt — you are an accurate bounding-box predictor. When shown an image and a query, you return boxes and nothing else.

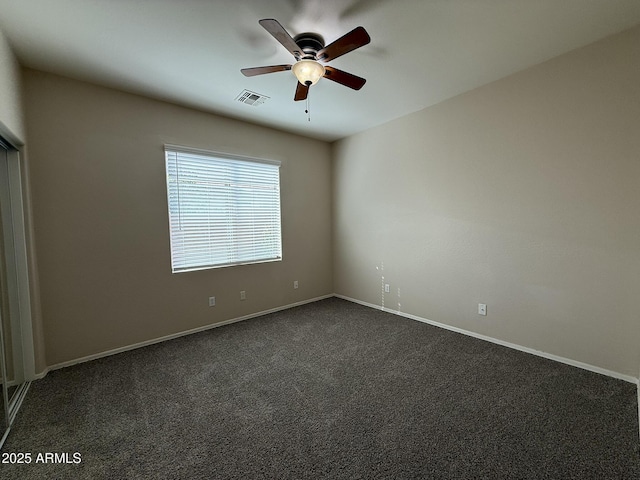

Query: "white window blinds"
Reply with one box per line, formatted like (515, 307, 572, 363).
(165, 145, 282, 273)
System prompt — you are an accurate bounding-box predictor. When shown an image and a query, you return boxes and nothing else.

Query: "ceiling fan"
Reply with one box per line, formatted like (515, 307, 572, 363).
(241, 19, 371, 101)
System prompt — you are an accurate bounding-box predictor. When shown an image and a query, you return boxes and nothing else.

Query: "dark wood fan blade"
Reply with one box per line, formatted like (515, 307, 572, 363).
(294, 82, 309, 101)
(259, 19, 303, 59)
(241, 65, 292, 77)
(323, 66, 366, 90)
(317, 26, 370, 62)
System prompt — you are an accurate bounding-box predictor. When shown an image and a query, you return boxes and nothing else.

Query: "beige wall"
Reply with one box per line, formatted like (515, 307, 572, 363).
(19, 24, 640, 377)
(333, 26, 640, 377)
(23, 70, 333, 367)
(0, 29, 47, 375)
(0, 28, 24, 144)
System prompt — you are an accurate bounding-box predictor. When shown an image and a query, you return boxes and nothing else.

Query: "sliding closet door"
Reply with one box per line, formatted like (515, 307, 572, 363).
(0, 140, 11, 437)
(0, 138, 23, 421)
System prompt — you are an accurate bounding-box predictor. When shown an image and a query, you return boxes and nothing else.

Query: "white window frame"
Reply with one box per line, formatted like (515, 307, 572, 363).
(164, 145, 282, 273)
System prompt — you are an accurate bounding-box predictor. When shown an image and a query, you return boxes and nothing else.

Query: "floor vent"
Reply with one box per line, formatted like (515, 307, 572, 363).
(236, 90, 269, 106)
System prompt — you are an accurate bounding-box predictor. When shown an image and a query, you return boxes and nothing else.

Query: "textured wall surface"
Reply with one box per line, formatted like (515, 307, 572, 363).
(333, 26, 640, 377)
(0, 28, 24, 143)
(24, 70, 333, 366)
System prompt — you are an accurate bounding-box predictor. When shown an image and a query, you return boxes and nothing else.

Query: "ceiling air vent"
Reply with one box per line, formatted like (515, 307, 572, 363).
(236, 90, 269, 106)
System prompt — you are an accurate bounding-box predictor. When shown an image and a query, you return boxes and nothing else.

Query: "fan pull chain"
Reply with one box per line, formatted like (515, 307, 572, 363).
(305, 96, 311, 122)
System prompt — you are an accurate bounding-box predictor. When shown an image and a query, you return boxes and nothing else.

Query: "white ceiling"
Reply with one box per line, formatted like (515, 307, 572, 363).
(1, 0, 640, 142)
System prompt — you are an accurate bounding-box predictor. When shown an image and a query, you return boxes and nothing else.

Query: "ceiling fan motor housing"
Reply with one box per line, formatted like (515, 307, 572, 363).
(294, 33, 325, 59)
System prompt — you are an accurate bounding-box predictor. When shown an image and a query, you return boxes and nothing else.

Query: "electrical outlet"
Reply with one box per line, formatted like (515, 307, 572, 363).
(208, 296, 216, 307)
(384, 284, 390, 293)
(293, 280, 299, 289)
(478, 303, 487, 316)
(240, 290, 246, 301)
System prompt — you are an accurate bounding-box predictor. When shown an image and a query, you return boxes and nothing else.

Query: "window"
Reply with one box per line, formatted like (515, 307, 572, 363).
(164, 145, 282, 273)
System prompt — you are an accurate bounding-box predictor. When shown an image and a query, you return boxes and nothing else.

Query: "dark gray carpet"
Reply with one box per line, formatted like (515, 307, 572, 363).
(1, 298, 638, 479)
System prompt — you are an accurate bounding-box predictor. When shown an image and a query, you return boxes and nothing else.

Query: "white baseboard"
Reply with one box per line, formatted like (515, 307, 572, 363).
(32, 292, 640, 388)
(335, 294, 639, 385)
(37, 294, 333, 377)
(30, 292, 640, 439)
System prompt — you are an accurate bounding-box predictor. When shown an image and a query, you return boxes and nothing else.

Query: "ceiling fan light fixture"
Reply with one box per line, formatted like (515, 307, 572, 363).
(292, 60, 325, 86)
